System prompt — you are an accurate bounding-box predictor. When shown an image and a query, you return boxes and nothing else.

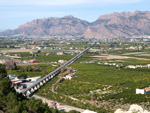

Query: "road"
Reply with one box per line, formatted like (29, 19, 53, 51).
(92, 54, 150, 61)
(32, 95, 85, 112)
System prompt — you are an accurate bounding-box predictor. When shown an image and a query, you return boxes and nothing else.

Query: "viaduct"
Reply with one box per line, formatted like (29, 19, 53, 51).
(21, 43, 96, 96)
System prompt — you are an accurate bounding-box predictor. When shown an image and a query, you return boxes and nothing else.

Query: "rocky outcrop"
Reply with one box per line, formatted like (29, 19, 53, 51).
(115, 104, 150, 113)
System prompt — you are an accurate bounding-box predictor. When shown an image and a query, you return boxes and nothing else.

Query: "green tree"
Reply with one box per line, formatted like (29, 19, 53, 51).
(0, 65, 7, 80)
(0, 67, 64, 113)
(68, 110, 80, 113)
(23, 84, 27, 89)
(18, 74, 27, 79)
(0, 78, 14, 96)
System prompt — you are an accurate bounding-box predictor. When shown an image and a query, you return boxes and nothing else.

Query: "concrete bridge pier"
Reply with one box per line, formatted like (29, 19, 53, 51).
(27, 90, 31, 96)
(46, 78, 49, 82)
(34, 86, 37, 90)
(23, 93, 26, 97)
(40, 82, 43, 86)
(53, 74, 56, 77)
(37, 84, 40, 88)
(51, 75, 54, 78)
(48, 76, 51, 79)
(43, 79, 46, 83)
(31, 88, 34, 92)
(56, 71, 59, 74)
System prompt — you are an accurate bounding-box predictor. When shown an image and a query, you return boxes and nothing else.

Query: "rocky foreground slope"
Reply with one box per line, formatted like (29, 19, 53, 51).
(115, 104, 150, 113)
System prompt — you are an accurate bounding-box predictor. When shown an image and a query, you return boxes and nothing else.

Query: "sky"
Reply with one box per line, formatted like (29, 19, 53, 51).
(0, 0, 150, 30)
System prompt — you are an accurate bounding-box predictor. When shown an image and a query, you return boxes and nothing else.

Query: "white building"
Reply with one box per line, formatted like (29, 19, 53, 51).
(8, 74, 19, 81)
(147, 64, 150, 68)
(32, 46, 41, 50)
(112, 63, 116, 66)
(104, 62, 109, 65)
(126, 65, 137, 69)
(46, 53, 51, 56)
(58, 60, 65, 64)
(64, 74, 74, 80)
(57, 52, 64, 55)
(136, 89, 146, 94)
(26, 76, 41, 82)
(82, 110, 97, 113)
(136, 88, 150, 94)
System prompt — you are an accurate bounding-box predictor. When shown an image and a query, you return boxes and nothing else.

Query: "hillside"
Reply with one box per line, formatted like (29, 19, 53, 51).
(1, 11, 150, 38)
(1, 15, 89, 36)
(84, 11, 150, 38)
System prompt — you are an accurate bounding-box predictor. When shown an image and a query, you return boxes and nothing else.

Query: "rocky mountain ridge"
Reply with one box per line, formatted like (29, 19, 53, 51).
(1, 11, 150, 38)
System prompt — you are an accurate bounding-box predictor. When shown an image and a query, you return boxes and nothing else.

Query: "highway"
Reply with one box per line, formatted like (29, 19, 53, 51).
(21, 42, 96, 96)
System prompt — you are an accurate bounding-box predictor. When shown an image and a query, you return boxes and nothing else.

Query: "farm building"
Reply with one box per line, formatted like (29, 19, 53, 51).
(64, 74, 74, 80)
(57, 52, 64, 55)
(147, 64, 150, 68)
(30, 59, 37, 63)
(58, 60, 65, 64)
(12, 80, 22, 85)
(82, 110, 97, 113)
(126, 65, 137, 69)
(136, 88, 150, 94)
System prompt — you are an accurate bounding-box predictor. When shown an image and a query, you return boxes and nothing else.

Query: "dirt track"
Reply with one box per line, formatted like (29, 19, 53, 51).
(91, 54, 150, 61)
(1, 49, 36, 53)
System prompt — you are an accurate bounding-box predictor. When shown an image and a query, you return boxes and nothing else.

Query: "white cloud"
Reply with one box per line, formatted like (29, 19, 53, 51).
(0, 0, 143, 6)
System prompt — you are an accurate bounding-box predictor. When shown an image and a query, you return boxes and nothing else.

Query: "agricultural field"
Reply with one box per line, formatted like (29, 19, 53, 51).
(0, 55, 9, 59)
(7, 53, 78, 78)
(7, 64, 56, 78)
(0, 49, 36, 53)
(36, 53, 150, 112)
(19, 54, 75, 62)
(2, 38, 150, 112)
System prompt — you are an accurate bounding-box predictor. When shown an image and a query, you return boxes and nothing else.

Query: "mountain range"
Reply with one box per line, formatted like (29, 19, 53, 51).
(1, 11, 150, 38)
